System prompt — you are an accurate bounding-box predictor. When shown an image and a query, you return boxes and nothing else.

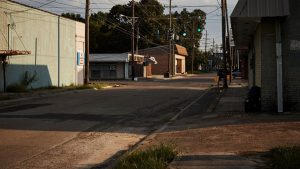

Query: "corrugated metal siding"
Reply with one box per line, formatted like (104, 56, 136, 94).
(0, 1, 8, 50)
(0, 0, 80, 90)
(232, 0, 290, 17)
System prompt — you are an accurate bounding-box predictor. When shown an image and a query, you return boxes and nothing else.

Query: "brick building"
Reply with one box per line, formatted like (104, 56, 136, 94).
(231, 0, 300, 112)
(138, 44, 188, 76)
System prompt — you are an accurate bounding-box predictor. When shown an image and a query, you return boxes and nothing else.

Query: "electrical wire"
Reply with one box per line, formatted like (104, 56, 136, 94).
(10, 0, 57, 14)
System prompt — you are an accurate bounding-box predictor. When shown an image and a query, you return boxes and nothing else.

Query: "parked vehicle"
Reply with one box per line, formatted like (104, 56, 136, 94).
(232, 69, 241, 79)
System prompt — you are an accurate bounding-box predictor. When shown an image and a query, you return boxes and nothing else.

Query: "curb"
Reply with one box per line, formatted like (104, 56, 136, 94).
(0, 89, 95, 107)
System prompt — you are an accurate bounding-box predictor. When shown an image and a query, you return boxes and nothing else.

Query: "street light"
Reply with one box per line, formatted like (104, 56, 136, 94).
(119, 12, 139, 81)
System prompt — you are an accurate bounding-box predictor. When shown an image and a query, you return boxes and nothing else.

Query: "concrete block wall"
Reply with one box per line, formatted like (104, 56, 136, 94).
(281, 0, 300, 111)
(254, 25, 262, 88)
(260, 21, 277, 111)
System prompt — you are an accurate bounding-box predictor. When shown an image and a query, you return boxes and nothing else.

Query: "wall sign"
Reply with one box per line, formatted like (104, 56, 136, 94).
(290, 40, 300, 51)
(77, 51, 84, 66)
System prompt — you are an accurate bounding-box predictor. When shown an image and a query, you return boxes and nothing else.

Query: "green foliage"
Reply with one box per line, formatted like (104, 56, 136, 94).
(61, 13, 85, 22)
(114, 144, 177, 169)
(62, 0, 206, 55)
(269, 146, 300, 169)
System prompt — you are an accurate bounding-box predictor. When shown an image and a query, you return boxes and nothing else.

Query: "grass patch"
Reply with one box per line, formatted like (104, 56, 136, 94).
(34, 83, 109, 91)
(67, 83, 109, 90)
(114, 144, 178, 169)
(268, 146, 300, 169)
(87, 83, 109, 90)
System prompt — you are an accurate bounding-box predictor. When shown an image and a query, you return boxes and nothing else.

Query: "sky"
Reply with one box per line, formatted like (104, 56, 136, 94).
(13, 0, 239, 50)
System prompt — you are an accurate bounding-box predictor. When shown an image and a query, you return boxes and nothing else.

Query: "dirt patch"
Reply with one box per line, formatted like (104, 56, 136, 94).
(148, 120, 300, 155)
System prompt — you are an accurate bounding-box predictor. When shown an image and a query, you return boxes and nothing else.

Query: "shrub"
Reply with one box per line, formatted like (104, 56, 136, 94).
(269, 146, 300, 169)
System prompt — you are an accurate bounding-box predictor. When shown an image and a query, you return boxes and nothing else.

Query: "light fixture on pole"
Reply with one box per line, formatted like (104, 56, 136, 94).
(131, 0, 135, 81)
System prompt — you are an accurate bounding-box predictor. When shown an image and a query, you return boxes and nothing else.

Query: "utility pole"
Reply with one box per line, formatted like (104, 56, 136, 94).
(225, 0, 232, 82)
(204, 30, 208, 71)
(192, 19, 195, 74)
(221, 0, 228, 88)
(136, 26, 139, 54)
(204, 30, 208, 54)
(7, 24, 10, 51)
(84, 0, 90, 85)
(131, 0, 135, 81)
(168, 0, 172, 77)
(212, 38, 215, 71)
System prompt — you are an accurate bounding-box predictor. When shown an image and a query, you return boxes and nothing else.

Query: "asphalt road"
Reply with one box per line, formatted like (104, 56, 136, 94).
(0, 74, 215, 169)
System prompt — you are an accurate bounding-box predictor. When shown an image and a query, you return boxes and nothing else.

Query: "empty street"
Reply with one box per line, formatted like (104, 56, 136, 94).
(0, 75, 215, 169)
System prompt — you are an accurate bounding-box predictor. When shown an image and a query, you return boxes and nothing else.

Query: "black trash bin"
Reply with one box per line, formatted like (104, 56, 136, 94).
(245, 86, 261, 112)
(164, 72, 170, 78)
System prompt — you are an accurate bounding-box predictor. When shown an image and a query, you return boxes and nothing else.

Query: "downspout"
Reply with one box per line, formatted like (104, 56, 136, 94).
(58, 16, 60, 87)
(276, 21, 283, 113)
(35, 38, 38, 66)
(1, 56, 7, 92)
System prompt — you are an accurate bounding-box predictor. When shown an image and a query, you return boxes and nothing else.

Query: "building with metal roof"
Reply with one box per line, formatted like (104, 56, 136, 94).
(89, 53, 146, 80)
(0, 0, 85, 91)
(231, 0, 300, 112)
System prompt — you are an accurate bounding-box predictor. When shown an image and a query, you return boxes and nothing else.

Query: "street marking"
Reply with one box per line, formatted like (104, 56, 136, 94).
(157, 90, 209, 132)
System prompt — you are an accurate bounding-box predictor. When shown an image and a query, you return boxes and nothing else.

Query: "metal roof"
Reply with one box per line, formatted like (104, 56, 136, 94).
(231, 0, 290, 49)
(231, 0, 289, 18)
(175, 44, 188, 56)
(0, 50, 31, 56)
(138, 44, 188, 57)
(90, 53, 144, 62)
(6, 0, 85, 23)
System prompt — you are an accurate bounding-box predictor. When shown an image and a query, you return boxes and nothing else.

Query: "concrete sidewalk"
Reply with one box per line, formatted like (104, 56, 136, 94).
(168, 80, 261, 169)
(139, 79, 300, 169)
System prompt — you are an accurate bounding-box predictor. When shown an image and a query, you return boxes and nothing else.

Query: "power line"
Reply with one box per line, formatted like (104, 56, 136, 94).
(10, 0, 57, 14)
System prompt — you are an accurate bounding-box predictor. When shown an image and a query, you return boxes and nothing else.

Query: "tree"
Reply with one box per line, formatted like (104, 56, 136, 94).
(61, 13, 84, 22)
(61, 1, 206, 57)
(173, 9, 206, 71)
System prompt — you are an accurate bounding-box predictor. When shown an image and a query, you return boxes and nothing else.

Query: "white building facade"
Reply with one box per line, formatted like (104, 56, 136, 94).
(0, 0, 85, 91)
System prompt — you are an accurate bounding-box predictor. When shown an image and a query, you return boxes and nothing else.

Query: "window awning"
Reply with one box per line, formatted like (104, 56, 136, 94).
(0, 50, 31, 57)
(231, 0, 290, 50)
(175, 44, 188, 56)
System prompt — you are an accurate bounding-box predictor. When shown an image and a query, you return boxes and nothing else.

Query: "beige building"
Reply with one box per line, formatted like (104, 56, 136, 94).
(0, 0, 85, 91)
(231, 0, 300, 112)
